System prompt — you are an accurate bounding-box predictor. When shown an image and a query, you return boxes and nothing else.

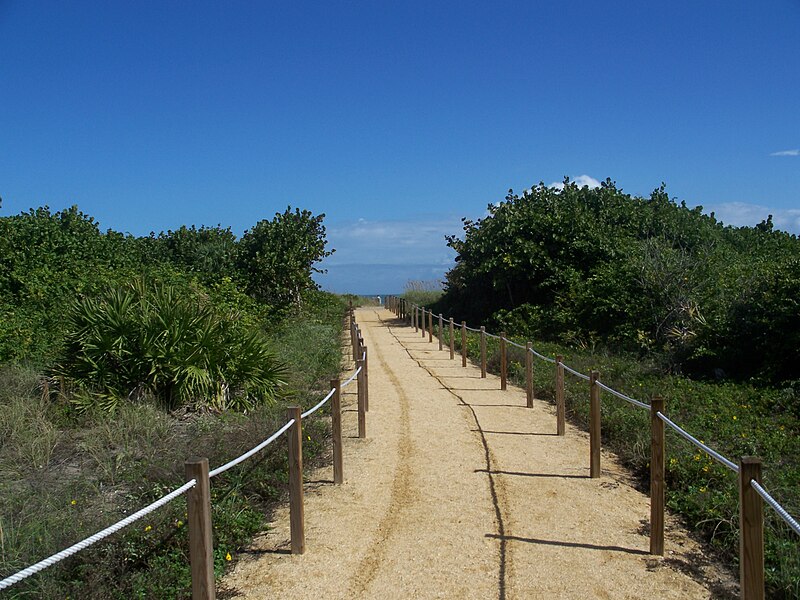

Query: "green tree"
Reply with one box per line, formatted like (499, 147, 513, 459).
(237, 207, 333, 308)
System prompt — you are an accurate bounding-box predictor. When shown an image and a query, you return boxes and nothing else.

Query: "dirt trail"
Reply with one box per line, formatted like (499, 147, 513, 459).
(222, 308, 737, 599)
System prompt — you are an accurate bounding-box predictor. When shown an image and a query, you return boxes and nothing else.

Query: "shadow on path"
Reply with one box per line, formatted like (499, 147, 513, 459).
(485, 534, 649, 556)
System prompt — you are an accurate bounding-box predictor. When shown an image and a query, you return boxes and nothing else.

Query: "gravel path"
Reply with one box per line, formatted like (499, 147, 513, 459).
(222, 308, 737, 599)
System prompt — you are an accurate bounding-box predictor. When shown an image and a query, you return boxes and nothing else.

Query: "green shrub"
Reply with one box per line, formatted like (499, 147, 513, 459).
(57, 277, 285, 412)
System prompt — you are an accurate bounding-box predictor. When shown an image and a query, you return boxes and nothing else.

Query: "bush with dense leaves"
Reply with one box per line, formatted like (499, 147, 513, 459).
(437, 179, 800, 382)
(57, 278, 285, 412)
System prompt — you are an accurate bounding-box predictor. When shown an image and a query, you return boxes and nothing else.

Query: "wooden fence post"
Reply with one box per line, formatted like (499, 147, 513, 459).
(650, 395, 665, 555)
(739, 457, 765, 600)
(357, 357, 366, 438)
(461, 321, 467, 367)
(185, 457, 215, 600)
(500, 332, 507, 391)
(421, 308, 426, 338)
(525, 342, 533, 408)
(589, 370, 601, 478)
(363, 345, 369, 412)
(286, 406, 305, 554)
(414, 306, 418, 332)
(331, 378, 343, 484)
(428, 310, 433, 343)
(480, 326, 487, 378)
(449, 318, 455, 360)
(556, 355, 565, 435)
(438, 314, 444, 351)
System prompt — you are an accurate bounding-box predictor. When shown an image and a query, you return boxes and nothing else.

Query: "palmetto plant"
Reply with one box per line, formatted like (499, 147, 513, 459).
(57, 278, 285, 412)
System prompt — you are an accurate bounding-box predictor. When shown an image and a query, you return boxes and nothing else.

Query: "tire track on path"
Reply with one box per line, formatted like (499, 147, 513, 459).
(380, 313, 512, 600)
(346, 312, 416, 597)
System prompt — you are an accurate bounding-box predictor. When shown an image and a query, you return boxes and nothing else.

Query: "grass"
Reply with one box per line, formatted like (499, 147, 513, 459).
(0, 292, 347, 599)
(435, 321, 800, 599)
(402, 289, 443, 309)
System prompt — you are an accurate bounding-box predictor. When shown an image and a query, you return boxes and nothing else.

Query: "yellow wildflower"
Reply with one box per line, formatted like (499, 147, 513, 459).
(176, 520, 183, 528)
(702, 465, 709, 472)
(70, 499, 77, 506)
(225, 552, 232, 561)
(144, 525, 152, 532)
(700, 486, 707, 493)
(732, 415, 737, 420)
(693, 454, 701, 461)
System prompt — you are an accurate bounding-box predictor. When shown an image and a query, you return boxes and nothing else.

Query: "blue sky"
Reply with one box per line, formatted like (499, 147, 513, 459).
(1, 1, 798, 294)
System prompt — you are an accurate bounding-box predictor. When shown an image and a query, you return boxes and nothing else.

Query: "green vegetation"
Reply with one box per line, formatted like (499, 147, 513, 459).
(401, 279, 443, 309)
(58, 277, 285, 413)
(0, 202, 344, 598)
(440, 179, 799, 383)
(430, 180, 800, 598)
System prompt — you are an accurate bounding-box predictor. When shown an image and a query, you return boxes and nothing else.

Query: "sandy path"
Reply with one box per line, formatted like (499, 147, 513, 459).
(222, 308, 736, 599)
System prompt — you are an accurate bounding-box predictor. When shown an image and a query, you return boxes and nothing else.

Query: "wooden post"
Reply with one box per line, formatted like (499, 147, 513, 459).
(589, 370, 601, 478)
(500, 332, 507, 390)
(286, 406, 305, 554)
(428, 310, 433, 343)
(650, 395, 665, 555)
(357, 358, 366, 438)
(331, 378, 343, 484)
(414, 306, 418, 332)
(525, 342, 533, 408)
(351, 322, 357, 359)
(438, 314, 443, 351)
(449, 318, 455, 360)
(480, 326, 487, 378)
(556, 355, 565, 435)
(739, 457, 765, 600)
(461, 321, 467, 367)
(185, 457, 215, 600)
(363, 345, 369, 412)
(421, 308, 426, 337)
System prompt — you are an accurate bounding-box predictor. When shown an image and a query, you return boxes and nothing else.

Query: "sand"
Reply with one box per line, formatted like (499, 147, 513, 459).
(221, 308, 737, 599)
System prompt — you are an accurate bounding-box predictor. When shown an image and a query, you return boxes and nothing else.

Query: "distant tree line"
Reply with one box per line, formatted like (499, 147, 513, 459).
(434, 179, 800, 383)
(0, 203, 332, 410)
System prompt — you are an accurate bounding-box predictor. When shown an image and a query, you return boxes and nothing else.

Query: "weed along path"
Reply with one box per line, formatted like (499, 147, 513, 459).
(222, 308, 735, 599)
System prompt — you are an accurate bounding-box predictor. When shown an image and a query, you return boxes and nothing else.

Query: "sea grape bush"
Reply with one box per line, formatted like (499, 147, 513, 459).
(438, 179, 800, 382)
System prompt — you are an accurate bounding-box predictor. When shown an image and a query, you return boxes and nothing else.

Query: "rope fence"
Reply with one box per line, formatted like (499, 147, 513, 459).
(0, 480, 198, 591)
(391, 296, 799, 600)
(656, 411, 740, 473)
(0, 305, 371, 600)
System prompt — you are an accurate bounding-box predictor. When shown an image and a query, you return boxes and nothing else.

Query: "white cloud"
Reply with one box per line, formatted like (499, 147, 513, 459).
(325, 215, 461, 266)
(770, 149, 799, 156)
(317, 215, 463, 294)
(704, 202, 800, 234)
(548, 174, 602, 190)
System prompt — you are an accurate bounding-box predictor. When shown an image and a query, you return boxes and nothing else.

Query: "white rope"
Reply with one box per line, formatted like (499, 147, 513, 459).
(596, 381, 651, 411)
(209, 419, 295, 478)
(530, 348, 557, 364)
(0, 479, 197, 591)
(485, 332, 500, 339)
(656, 412, 739, 473)
(750, 480, 800, 536)
(562, 363, 591, 381)
(342, 366, 361, 388)
(507, 339, 526, 350)
(301, 388, 337, 419)
(465, 325, 482, 332)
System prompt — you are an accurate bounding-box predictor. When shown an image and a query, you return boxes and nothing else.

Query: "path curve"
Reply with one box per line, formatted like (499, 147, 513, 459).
(222, 308, 737, 599)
